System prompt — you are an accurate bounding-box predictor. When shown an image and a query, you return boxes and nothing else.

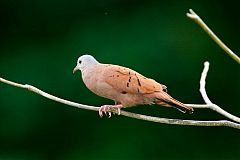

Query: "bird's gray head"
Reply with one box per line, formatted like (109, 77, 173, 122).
(73, 55, 99, 73)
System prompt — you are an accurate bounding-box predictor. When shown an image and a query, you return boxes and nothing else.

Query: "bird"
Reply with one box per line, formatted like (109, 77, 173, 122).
(73, 55, 193, 117)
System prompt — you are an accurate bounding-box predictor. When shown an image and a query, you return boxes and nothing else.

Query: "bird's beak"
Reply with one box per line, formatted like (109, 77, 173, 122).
(73, 66, 78, 74)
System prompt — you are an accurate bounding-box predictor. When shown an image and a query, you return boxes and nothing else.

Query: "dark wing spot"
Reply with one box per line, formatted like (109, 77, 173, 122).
(129, 76, 131, 82)
(129, 71, 131, 75)
(121, 91, 127, 94)
(137, 78, 141, 86)
(127, 82, 129, 87)
(117, 75, 119, 77)
(137, 88, 140, 93)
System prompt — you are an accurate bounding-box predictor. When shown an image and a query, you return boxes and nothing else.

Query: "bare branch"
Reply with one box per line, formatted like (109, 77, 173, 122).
(0, 61, 239, 129)
(186, 9, 240, 123)
(185, 104, 211, 108)
(187, 9, 240, 64)
(186, 62, 240, 123)
(0, 77, 99, 112)
(199, 62, 240, 123)
(199, 62, 212, 104)
(120, 111, 240, 129)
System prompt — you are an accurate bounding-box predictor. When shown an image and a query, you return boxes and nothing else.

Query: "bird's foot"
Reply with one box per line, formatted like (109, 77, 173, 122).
(99, 104, 122, 118)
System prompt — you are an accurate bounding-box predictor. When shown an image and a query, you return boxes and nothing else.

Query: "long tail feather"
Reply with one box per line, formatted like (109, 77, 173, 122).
(155, 93, 194, 114)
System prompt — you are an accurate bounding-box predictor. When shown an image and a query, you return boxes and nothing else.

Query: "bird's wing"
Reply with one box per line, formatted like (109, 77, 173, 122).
(103, 64, 166, 94)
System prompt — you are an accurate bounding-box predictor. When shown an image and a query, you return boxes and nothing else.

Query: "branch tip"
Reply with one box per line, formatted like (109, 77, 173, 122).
(189, 9, 195, 15)
(187, 8, 240, 63)
(186, 9, 198, 19)
(204, 61, 209, 66)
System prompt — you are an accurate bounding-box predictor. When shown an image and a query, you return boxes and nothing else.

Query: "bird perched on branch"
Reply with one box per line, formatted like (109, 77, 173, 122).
(73, 55, 193, 117)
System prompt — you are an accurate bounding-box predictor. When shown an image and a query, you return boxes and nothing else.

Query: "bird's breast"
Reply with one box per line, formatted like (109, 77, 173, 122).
(82, 66, 118, 100)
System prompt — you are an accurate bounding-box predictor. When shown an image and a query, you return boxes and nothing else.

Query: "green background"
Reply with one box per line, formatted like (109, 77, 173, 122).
(0, 0, 239, 159)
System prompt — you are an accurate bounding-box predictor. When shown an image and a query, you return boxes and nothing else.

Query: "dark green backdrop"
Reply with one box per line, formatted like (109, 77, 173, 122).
(0, 0, 239, 159)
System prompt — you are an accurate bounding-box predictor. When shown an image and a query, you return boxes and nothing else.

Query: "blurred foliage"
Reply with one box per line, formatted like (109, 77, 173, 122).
(0, 0, 239, 159)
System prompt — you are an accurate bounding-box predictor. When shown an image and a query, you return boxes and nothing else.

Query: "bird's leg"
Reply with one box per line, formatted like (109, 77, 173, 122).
(99, 104, 123, 118)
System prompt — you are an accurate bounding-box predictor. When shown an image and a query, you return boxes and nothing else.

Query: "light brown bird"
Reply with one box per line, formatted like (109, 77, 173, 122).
(73, 55, 193, 117)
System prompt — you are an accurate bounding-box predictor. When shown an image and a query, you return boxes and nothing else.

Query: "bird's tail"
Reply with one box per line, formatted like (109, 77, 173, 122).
(155, 92, 194, 114)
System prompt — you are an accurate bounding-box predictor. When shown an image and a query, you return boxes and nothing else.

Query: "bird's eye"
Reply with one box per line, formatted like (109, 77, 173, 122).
(163, 88, 167, 92)
(79, 60, 82, 64)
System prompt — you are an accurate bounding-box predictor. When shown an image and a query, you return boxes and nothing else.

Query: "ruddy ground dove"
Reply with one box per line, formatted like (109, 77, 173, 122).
(73, 55, 193, 117)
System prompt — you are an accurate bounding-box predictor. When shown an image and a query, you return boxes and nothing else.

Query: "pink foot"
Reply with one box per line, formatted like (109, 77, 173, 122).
(99, 104, 122, 118)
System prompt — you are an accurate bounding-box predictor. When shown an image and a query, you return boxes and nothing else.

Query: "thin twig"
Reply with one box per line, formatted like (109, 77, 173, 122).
(198, 62, 240, 123)
(187, 9, 240, 64)
(183, 63, 240, 123)
(120, 111, 240, 129)
(199, 62, 213, 104)
(0, 77, 99, 112)
(0, 62, 239, 129)
(187, 63, 240, 123)
(186, 9, 240, 123)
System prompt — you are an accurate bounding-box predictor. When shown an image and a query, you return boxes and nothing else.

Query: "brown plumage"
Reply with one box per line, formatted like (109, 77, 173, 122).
(73, 55, 193, 117)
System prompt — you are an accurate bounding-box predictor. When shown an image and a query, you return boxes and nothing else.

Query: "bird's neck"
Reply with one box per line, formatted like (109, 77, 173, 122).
(81, 64, 98, 78)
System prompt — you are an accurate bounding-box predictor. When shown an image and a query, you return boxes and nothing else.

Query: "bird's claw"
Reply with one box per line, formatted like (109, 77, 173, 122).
(98, 105, 122, 118)
(99, 105, 112, 118)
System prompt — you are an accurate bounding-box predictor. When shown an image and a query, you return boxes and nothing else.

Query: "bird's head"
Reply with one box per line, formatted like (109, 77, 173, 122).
(73, 55, 99, 73)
